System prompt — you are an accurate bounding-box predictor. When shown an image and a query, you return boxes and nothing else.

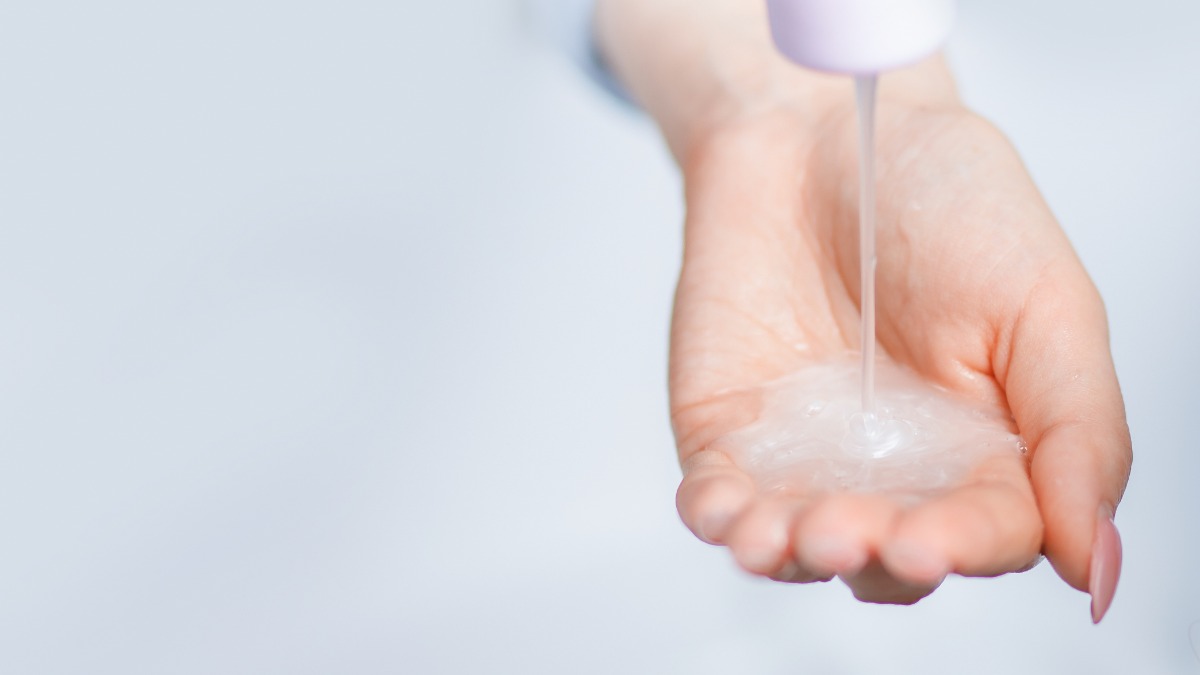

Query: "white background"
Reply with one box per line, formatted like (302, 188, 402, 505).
(0, 1, 1196, 673)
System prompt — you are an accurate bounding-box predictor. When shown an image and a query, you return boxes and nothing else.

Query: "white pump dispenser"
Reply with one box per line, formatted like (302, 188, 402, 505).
(765, 0, 954, 74)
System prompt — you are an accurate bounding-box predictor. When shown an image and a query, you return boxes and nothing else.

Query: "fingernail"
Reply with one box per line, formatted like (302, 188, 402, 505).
(738, 545, 781, 573)
(1090, 509, 1122, 624)
(1016, 554, 1046, 573)
(773, 560, 802, 582)
(698, 511, 734, 544)
(884, 540, 951, 584)
(804, 535, 867, 574)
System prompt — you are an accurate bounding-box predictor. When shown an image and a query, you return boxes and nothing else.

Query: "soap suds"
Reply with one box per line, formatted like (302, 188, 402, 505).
(720, 358, 1025, 498)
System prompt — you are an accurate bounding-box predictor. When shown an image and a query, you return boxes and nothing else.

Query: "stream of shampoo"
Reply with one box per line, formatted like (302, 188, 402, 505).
(719, 76, 1026, 497)
(856, 75, 879, 424)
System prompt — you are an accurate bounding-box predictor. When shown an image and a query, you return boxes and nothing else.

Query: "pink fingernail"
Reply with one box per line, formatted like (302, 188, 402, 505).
(805, 536, 867, 574)
(1090, 509, 1122, 624)
(738, 545, 782, 574)
(885, 540, 951, 585)
(698, 511, 734, 544)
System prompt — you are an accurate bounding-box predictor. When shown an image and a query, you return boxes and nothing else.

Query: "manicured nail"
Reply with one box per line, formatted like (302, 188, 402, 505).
(884, 540, 951, 585)
(773, 560, 802, 582)
(1016, 554, 1046, 573)
(698, 511, 734, 544)
(1090, 509, 1122, 624)
(804, 535, 867, 574)
(738, 545, 782, 573)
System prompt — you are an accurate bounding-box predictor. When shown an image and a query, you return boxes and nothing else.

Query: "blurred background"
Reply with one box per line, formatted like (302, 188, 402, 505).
(0, 1, 1197, 673)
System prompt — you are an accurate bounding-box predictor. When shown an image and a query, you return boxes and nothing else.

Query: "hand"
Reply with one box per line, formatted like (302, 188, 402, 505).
(668, 88, 1131, 614)
(595, 0, 1132, 618)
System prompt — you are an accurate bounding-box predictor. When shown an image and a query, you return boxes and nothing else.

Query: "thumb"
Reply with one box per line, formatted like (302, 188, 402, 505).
(999, 266, 1132, 623)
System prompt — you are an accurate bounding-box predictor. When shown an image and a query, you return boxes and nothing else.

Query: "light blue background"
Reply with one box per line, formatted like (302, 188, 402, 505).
(0, 1, 1196, 673)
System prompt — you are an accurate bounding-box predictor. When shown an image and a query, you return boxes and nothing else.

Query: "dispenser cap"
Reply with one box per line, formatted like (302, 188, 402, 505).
(766, 0, 954, 74)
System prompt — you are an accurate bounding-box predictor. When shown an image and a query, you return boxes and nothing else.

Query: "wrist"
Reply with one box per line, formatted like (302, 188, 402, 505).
(596, 0, 848, 164)
(672, 63, 844, 167)
(681, 56, 969, 174)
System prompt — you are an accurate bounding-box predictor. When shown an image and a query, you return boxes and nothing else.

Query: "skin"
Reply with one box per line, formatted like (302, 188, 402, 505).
(597, 0, 1132, 608)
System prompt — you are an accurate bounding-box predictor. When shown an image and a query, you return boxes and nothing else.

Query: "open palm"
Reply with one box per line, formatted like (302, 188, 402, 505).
(668, 94, 1131, 611)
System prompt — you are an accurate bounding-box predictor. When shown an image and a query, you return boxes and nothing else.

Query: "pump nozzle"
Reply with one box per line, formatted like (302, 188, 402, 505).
(766, 0, 954, 74)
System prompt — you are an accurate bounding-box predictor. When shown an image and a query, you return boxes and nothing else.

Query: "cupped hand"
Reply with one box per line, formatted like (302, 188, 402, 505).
(668, 84, 1131, 616)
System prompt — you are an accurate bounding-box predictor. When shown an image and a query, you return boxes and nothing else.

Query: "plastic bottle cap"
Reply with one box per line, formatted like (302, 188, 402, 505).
(766, 0, 955, 74)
